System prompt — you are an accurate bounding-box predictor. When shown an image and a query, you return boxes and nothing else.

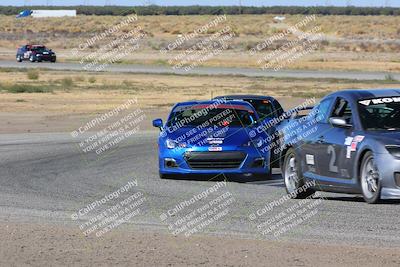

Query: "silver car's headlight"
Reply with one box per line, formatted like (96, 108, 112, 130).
(386, 145, 400, 158)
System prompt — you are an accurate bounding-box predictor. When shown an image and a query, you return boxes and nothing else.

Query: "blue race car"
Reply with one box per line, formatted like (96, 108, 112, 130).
(213, 95, 285, 122)
(280, 89, 400, 203)
(212, 94, 312, 169)
(153, 99, 272, 181)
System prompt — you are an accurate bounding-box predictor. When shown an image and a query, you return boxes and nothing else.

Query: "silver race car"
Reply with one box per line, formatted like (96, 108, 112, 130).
(280, 89, 400, 203)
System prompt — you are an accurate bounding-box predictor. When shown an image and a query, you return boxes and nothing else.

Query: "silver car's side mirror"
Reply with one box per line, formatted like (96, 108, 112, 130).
(329, 117, 352, 128)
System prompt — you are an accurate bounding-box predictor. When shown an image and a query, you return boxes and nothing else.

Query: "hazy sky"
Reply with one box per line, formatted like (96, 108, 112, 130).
(2, 0, 399, 7)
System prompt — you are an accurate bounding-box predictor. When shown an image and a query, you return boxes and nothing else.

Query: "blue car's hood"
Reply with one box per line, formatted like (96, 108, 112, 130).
(165, 126, 258, 147)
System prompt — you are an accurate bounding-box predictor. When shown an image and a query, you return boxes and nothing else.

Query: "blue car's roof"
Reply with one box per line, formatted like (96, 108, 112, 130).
(171, 99, 257, 113)
(213, 95, 277, 101)
(326, 89, 400, 100)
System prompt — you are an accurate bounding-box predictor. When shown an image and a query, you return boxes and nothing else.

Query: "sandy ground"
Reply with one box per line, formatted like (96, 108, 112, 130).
(0, 110, 165, 134)
(1, 222, 399, 267)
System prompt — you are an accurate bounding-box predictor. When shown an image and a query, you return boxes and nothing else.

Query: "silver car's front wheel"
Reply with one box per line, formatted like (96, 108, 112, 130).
(284, 155, 298, 194)
(360, 151, 381, 204)
(283, 148, 314, 199)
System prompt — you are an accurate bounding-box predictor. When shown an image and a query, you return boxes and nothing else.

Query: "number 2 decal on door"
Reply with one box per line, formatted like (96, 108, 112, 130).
(327, 145, 338, 173)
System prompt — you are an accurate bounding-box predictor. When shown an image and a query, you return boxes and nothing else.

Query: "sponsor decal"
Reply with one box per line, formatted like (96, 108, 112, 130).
(207, 138, 224, 145)
(348, 135, 365, 153)
(350, 141, 358, 152)
(359, 97, 400, 106)
(353, 135, 365, 142)
(344, 137, 353, 146)
(306, 154, 315, 165)
(208, 147, 222, 152)
(346, 146, 352, 159)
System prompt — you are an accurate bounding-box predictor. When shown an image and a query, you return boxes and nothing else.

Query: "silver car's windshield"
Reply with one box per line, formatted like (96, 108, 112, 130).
(358, 99, 400, 130)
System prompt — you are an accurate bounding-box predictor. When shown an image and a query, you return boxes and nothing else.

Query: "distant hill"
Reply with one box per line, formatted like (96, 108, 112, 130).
(2, 5, 400, 16)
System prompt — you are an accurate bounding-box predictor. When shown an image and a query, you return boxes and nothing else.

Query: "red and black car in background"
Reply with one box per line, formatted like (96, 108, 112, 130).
(16, 44, 56, 63)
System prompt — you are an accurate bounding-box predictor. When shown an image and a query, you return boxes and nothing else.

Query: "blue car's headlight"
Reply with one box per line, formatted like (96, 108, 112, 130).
(166, 139, 186, 149)
(166, 139, 178, 149)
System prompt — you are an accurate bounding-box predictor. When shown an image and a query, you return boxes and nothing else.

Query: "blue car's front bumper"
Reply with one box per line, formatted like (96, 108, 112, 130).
(159, 145, 270, 179)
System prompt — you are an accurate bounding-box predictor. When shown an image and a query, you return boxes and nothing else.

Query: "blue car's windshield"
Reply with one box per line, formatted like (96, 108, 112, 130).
(358, 98, 400, 130)
(32, 47, 47, 53)
(167, 104, 257, 128)
(240, 99, 275, 119)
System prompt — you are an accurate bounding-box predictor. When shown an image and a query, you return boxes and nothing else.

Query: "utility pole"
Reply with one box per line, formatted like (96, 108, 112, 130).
(346, 0, 351, 6)
(385, 0, 390, 7)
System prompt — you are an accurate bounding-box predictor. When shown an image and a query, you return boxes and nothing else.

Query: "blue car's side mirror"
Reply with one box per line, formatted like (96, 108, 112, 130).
(153, 118, 163, 130)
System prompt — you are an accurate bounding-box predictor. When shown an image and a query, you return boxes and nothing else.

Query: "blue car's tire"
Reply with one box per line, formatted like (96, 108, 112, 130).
(159, 173, 177, 179)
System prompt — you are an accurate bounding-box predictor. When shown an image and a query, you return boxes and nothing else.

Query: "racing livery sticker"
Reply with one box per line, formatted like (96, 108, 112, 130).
(353, 135, 365, 142)
(346, 146, 352, 159)
(359, 97, 400, 106)
(344, 137, 353, 146)
(306, 154, 315, 165)
(350, 135, 365, 152)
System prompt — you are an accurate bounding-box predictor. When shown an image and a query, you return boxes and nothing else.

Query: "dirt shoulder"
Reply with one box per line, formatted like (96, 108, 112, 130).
(1, 222, 399, 267)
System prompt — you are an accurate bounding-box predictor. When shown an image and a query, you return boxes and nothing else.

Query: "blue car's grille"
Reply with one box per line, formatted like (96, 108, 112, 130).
(184, 151, 246, 170)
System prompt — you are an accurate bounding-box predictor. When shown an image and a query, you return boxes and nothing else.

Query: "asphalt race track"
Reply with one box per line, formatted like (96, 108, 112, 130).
(1, 131, 400, 247)
(0, 60, 399, 80)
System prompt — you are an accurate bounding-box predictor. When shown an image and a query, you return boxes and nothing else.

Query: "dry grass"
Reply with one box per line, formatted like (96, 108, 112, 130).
(1, 14, 399, 52)
(1, 14, 400, 72)
(1, 69, 400, 114)
(1, 14, 400, 39)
